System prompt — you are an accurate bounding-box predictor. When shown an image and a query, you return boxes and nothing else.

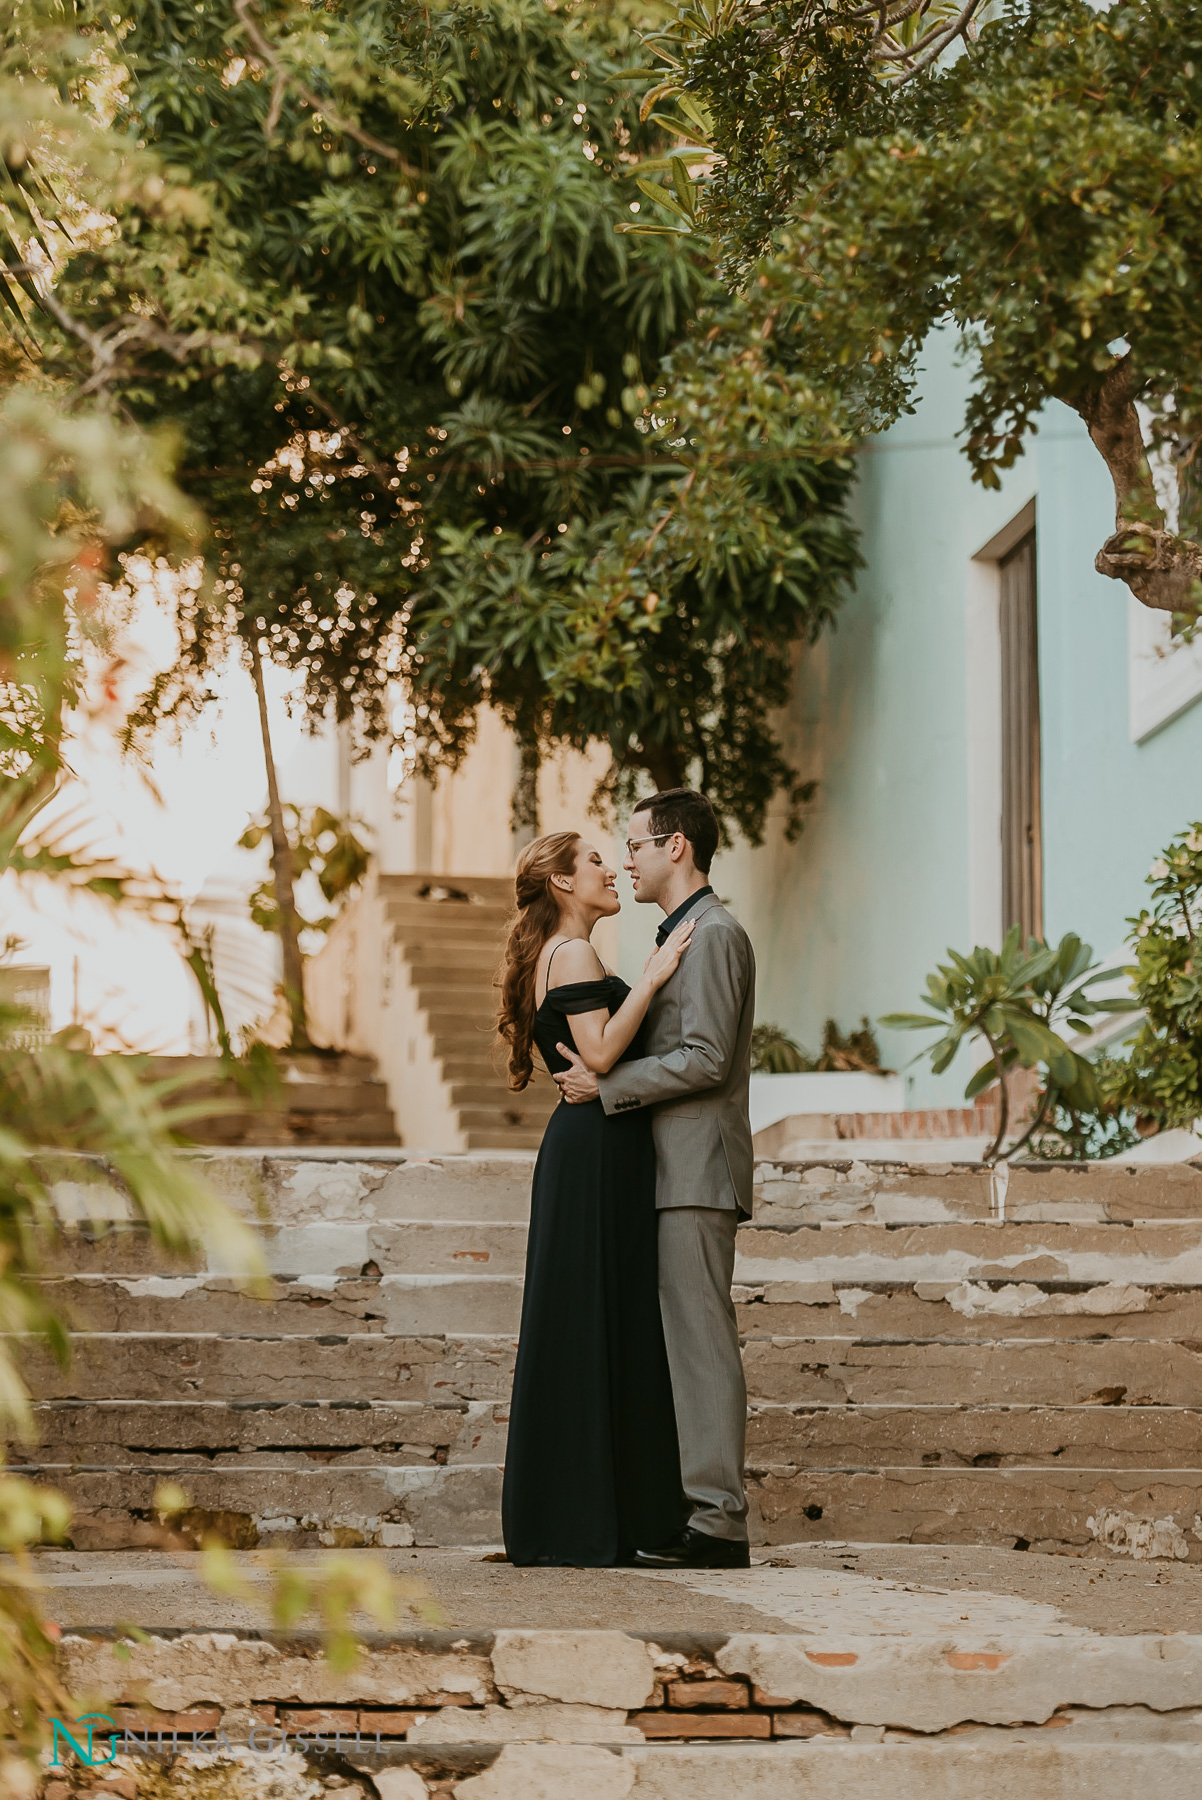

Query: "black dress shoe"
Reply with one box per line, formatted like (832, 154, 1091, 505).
(634, 1527, 751, 1569)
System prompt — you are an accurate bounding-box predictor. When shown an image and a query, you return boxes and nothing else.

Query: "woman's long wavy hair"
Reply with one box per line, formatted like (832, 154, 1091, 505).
(497, 831, 581, 1091)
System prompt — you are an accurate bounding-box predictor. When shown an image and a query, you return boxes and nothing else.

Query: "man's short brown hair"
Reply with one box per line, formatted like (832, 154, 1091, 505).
(632, 788, 720, 876)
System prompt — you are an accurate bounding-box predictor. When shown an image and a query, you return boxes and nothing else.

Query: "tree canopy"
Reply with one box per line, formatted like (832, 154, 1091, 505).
(14, 0, 859, 841)
(641, 0, 1202, 617)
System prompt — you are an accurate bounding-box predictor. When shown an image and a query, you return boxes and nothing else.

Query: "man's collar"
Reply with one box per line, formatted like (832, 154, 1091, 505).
(656, 884, 714, 944)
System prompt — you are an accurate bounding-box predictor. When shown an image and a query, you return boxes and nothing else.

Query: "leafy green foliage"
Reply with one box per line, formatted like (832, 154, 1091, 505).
(1105, 825, 1202, 1135)
(881, 928, 1136, 1163)
(637, 0, 1202, 615)
(13, 0, 859, 842)
(240, 803, 371, 935)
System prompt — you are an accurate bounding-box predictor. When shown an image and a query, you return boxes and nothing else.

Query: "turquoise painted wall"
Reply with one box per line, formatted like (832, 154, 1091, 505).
(659, 330, 1202, 1108)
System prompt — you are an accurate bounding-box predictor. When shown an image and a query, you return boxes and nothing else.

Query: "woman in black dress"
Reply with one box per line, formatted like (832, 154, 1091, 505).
(497, 830, 693, 1566)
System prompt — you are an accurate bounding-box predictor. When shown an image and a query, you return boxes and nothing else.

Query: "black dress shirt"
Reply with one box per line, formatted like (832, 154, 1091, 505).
(655, 885, 714, 946)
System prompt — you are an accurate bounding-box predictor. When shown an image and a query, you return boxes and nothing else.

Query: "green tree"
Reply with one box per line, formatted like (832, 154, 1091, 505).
(40, 0, 857, 854)
(0, 28, 423, 1765)
(638, 0, 1202, 619)
(1106, 825, 1202, 1136)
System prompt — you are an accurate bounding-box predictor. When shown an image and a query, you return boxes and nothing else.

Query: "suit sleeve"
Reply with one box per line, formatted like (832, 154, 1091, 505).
(597, 923, 749, 1115)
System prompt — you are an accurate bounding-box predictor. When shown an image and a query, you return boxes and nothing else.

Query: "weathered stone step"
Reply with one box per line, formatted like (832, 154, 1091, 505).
(12, 1333, 518, 1403)
(424, 1002, 503, 1030)
(46, 1614, 1202, 1796)
(749, 1465, 1202, 1556)
(737, 1282, 1202, 1339)
(385, 892, 507, 921)
(18, 1396, 1202, 1473)
(55, 1153, 1202, 1243)
(401, 939, 502, 966)
(15, 1397, 506, 1461)
(32, 1460, 502, 1550)
(449, 1083, 558, 1112)
(744, 1403, 1202, 1469)
(409, 966, 502, 992)
(44, 1153, 535, 1234)
(741, 1335, 1202, 1407)
(57, 1154, 1202, 1236)
(15, 1329, 1202, 1407)
(736, 1220, 1202, 1287)
(23, 1458, 1202, 1555)
(458, 1107, 555, 1135)
(757, 1160, 1202, 1224)
(465, 1128, 545, 1151)
(37, 1270, 1202, 1343)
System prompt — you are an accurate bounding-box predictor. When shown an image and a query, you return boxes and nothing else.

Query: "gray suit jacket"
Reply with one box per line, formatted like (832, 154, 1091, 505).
(597, 891, 756, 1216)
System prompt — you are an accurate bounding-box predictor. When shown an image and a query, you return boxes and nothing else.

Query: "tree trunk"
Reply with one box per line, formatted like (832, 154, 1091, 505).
(638, 743, 687, 794)
(248, 633, 310, 1049)
(511, 734, 540, 852)
(1073, 356, 1202, 614)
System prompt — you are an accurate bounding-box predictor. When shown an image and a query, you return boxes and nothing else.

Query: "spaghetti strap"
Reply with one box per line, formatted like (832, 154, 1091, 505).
(545, 940, 569, 984)
(536, 938, 569, 1010)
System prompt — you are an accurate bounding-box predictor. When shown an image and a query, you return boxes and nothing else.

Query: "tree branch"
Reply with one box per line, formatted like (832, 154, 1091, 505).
(997, 1080, 1053, 1163)
(232, 0, 422, 179)
(979, 1026, 1010, 1166)
(1074, 356, 1202, 613)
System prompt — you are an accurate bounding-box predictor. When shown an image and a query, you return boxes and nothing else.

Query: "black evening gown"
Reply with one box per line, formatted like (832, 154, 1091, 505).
(501, 975, 687, 1566)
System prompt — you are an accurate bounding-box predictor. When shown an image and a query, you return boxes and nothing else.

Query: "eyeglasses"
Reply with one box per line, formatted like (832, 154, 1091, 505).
(624, 831, 673, 856)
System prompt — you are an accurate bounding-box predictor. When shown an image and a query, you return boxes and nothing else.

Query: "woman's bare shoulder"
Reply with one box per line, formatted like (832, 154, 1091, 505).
(543, 937, 607, 989)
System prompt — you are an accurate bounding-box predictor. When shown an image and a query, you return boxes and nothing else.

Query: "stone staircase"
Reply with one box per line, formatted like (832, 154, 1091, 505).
(11, 1152, 1202, 1558)
(144, 1051, 399, 1148)
(381, 877, 557, 1151)
(308, 875, 558, 1152)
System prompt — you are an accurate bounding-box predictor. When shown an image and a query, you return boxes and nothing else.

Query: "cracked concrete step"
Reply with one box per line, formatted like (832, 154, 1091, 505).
(55, 1152, 1202, 1232)
(17, 1398, 1202, 1474)
(11, 1332, 518, 1403)
(13, 1397, 508, 1462)
(42, 1615, 1202, 1796)
(45, 1153, 537, 1235)
(756, 1160, 1202, 1223)
(23, 1461, 505, 1549)
(188, 1111, 400, 1150)
(33, 1271, 1202, 1343)
(736, 1285, 1202, 1340)
(20, 1459, 1202, 1555)
(740, 1335, 1202, 1407)
(735, 1220, 1202, 1288)
(748, 1464, 1202, 1555)
(15, 1330, 1202, 1406)
(744, 1402, 1202, 1469)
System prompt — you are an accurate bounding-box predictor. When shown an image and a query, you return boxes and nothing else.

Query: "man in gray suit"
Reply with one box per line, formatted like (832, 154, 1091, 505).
(553, 788, 754, 1568)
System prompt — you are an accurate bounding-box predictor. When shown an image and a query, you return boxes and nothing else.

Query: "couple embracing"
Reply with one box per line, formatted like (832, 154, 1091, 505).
(497, 788, 755, 1569)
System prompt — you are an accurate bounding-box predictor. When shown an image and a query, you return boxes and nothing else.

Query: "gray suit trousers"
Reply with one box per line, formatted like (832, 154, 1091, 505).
(657, 1207, 748, 1542)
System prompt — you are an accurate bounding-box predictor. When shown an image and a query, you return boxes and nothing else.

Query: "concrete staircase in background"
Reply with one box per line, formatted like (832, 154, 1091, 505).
(11, 1151, 1202, 1559)
(382, 877, 557, 1152)
(308, 875, 558, 1153)
(145, 1051, 400, 1149)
